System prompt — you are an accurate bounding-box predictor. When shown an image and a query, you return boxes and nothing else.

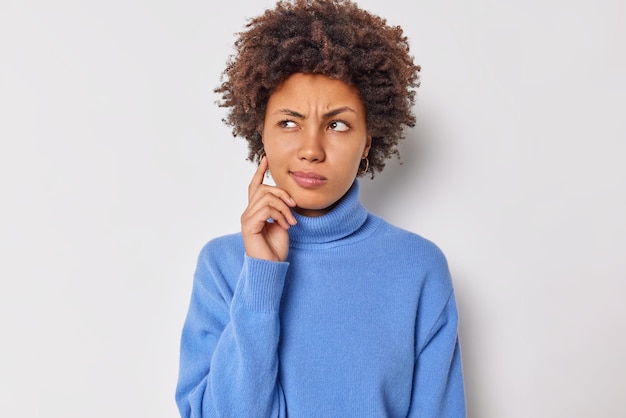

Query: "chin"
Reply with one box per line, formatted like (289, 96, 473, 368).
(294, 199, 329, 211)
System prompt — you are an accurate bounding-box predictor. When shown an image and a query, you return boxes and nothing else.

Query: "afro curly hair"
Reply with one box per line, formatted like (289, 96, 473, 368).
(215, 0, 421, 177)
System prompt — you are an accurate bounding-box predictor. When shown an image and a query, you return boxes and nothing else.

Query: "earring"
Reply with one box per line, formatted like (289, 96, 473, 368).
(358, 157, 370, 176)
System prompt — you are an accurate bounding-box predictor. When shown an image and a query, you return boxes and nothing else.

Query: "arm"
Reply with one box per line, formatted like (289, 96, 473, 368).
(176, 157, 297, 417)
(175, 247, 288, 418)
(408, 247, 466, 417)
(408, 292, 466, 417)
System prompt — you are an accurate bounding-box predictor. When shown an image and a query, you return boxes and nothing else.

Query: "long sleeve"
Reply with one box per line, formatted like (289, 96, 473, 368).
(176, 185, 466, 417)
(175, 239, 289, 418)
(407, 246, 466, 417)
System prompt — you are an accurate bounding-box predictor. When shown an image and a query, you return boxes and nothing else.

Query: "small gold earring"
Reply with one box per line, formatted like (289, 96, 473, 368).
(358, 157, 369, 176)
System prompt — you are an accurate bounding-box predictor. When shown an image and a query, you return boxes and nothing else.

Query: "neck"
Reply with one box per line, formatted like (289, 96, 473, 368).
(288, 180, 370, 246)
(293, 201, 339, 217)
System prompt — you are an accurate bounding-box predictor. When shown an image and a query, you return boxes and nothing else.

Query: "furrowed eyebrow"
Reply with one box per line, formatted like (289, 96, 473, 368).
(272, 106, 356, 119)
(274, 109, 305, 119)
(323, 106, 356, 119)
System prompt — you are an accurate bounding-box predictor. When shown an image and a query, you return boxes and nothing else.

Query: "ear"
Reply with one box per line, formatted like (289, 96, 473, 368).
(363, 135, 372, 157)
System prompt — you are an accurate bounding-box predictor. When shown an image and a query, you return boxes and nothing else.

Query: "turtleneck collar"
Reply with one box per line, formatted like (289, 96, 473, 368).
(288, 180, 374, 247)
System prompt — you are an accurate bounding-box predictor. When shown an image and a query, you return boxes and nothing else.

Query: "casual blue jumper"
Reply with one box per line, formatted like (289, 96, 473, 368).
(176, 181, 465, 417)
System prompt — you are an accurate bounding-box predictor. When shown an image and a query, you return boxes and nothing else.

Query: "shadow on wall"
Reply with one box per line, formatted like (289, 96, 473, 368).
(360, 118, 437, 218)
(454, 272, 483, 418)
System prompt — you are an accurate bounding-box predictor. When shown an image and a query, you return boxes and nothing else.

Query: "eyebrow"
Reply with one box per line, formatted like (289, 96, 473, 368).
(273, 106, 356, 119)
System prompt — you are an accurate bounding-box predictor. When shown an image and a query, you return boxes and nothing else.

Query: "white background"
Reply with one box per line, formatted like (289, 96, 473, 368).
(1, 0, 624, 416)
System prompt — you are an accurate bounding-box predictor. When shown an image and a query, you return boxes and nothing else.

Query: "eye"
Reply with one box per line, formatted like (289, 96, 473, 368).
(328, 120, 349, 132)
(278, 120, 298, 129)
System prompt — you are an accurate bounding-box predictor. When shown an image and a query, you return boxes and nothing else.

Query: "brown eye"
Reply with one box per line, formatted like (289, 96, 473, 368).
(279, 120, 298, 128)
(329, 121, 349, 132)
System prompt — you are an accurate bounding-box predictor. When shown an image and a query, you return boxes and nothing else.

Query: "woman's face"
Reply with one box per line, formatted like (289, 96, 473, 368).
(262, 73, 371, 217)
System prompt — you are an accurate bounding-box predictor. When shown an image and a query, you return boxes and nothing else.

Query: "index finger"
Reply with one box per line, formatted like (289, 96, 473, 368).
(248, 155, 269, 196)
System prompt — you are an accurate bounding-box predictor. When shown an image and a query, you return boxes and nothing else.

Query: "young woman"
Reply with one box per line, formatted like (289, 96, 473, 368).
(176, 1, 465, 416)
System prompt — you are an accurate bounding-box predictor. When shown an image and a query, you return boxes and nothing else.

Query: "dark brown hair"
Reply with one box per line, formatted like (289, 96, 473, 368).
(215, 0, 420, 176)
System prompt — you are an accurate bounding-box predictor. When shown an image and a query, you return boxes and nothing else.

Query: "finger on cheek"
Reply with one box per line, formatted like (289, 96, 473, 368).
(264, 158, 271, 179)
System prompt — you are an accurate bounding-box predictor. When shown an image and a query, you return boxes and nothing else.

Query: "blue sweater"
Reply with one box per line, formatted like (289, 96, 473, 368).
(176, 181, 465, 417)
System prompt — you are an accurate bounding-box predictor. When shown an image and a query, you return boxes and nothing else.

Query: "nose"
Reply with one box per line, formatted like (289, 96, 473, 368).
(297, 128, 325, 163)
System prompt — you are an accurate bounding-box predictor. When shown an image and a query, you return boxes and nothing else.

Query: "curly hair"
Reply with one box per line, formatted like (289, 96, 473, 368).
(215, 0, 420, 177)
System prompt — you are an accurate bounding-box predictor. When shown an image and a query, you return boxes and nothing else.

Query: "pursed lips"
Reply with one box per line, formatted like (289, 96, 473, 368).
(290, 171, 327, 187)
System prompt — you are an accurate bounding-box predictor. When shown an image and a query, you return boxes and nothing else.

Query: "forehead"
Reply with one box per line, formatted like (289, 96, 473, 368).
(267, 73, 364, 111)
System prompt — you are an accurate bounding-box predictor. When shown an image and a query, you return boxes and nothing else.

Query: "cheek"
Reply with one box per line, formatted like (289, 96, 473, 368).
(263, 151, 285, 182)
(264, 138, 295, 164)
(347, 148, 366, 168)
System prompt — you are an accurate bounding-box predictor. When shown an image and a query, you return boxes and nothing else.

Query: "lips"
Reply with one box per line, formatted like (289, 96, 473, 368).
(290, 171, 327, 188)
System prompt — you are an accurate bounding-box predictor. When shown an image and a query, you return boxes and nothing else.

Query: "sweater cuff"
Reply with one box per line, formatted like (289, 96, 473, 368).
(233, 255, 289, 313)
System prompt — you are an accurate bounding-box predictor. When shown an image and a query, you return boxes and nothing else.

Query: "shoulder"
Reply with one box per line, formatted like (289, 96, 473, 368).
(377, 219, 457, 317)
(195, 232, 245, 281)
(369, 217, 453, 292)
(374, 217, 450, 269)
(199, 232, 244, 257)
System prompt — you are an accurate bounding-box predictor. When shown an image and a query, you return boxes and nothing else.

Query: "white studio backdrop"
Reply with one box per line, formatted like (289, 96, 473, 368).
(1, 0, 624, 417)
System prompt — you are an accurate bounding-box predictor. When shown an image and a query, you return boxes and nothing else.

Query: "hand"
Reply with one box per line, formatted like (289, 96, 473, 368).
(241, 157, 297, 262)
